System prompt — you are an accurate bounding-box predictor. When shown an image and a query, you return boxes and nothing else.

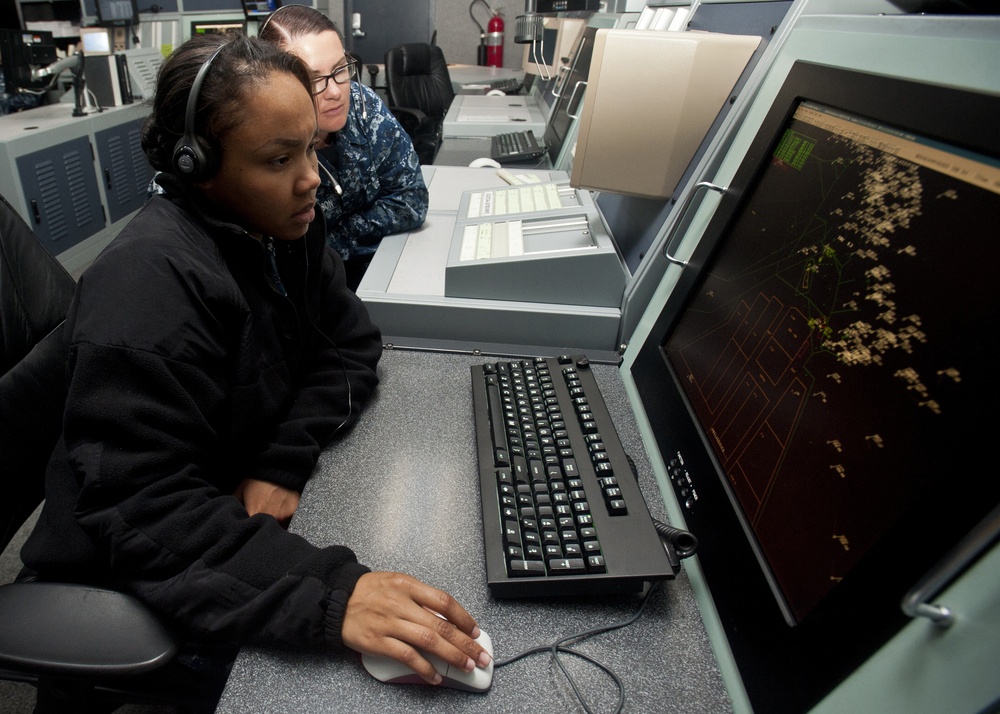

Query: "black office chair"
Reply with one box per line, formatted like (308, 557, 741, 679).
(0, 193, 222, 714)
(383, 42, 455, 165)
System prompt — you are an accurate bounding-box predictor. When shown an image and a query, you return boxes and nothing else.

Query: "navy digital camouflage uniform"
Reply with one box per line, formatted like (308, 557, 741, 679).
(317, 81, 428, 272)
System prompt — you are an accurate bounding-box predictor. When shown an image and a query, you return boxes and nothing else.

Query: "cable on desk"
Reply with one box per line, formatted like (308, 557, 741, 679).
(493, 580, 662, 714)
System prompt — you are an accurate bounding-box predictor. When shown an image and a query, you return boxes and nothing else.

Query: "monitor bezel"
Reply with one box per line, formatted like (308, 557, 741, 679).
(95, 0, 138, 28)
(631, 59, 1000, 714)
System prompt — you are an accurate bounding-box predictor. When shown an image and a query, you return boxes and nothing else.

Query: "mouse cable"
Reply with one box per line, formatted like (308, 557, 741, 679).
(493, 580, 662, 714)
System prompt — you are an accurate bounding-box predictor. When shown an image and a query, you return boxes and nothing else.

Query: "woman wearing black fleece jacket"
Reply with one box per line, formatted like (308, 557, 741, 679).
(22, 33, 490, 687)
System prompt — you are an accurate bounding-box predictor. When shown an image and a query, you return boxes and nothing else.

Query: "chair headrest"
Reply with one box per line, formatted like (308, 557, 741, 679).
(400, 43, 433, 77)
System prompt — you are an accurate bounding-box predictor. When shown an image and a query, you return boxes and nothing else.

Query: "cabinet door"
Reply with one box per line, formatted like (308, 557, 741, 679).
(16, 136, 107, 257)
(95, 117, 155, 224)
(344, 0, 432, 66)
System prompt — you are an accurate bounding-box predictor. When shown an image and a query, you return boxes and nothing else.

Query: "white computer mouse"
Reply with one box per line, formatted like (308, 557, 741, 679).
(361, 629, 495, 693)
(469, 157, 502, 169)
(486, 88, 507, 96)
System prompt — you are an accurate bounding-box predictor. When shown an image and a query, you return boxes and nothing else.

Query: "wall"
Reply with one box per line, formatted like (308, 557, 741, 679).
(322, 0, 524, 70)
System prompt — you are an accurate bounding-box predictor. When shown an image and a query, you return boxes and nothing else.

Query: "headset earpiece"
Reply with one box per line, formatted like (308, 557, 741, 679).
(172, 44, 225, 182)
(172, 134, 214, 181)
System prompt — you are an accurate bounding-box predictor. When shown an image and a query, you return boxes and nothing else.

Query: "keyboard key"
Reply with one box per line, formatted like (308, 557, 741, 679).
(509, 560, 546, 576)
(548, 558, 587, 575)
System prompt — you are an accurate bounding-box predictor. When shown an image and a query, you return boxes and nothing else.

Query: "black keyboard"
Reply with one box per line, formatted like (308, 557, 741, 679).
(472, 355, 677, 597)
(487, 77, 522, 94)
(490, 130, 547, 163)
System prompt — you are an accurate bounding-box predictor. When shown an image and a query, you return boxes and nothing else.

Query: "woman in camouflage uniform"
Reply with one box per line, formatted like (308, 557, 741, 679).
(260, 5, 429, 290)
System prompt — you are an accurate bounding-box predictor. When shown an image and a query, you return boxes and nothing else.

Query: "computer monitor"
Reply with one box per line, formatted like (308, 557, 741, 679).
(80, 26, 113, 55)
(522, 17, 585, 80)
(95, 0, 137, 27)
(242, 0, 279, 20)
(190, 21, 246, 36)
(0, 28, 58, 95)
(631, 60, 1000, 714)
(539, 23, 597, 166)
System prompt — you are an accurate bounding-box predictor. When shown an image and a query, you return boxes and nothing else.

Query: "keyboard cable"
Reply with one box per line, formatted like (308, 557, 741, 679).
(491, 454, 699, 714)
(493, 454, 698, 714)
(492, 580, 662, 714)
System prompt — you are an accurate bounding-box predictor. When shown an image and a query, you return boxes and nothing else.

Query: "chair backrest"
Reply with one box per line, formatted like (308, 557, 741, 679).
(383, 43, 455, 121)
(0, 194, 221, 713)
(0, 193, 74, 376)
(0, 193, 74, 554)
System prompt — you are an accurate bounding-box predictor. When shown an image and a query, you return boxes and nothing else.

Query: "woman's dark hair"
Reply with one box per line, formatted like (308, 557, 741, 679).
(257, 4, 345, 48)
(141, 32, 313, 176)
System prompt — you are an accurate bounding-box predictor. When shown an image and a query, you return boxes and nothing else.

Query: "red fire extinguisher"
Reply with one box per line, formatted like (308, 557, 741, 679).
(486, 12, 504, 67)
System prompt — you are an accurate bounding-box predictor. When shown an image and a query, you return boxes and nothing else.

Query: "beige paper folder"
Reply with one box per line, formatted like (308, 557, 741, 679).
(571, 29, 760, 200)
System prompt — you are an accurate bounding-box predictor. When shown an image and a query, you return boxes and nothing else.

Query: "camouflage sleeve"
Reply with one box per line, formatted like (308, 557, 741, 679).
(336, 84, 429, 254)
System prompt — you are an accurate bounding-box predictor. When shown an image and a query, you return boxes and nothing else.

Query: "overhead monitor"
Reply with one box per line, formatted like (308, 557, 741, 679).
(522, 17, 585, 79)
(631, 60, 1000, 714)
(190, 21, 246, 36)
(570, 29, 759, 199)
(242, 0, 279, 19)
(95, 0, 138, 27)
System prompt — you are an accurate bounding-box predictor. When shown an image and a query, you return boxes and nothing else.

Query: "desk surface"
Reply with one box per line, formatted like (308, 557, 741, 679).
(215, 349, 731, 713)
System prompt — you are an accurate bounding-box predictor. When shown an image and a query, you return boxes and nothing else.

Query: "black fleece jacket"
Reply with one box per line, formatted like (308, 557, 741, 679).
(22, 177, 383, 649)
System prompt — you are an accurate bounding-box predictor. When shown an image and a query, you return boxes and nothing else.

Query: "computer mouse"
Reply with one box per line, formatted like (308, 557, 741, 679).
(469, 157, 502, 169)
(361, 629, 494, 693)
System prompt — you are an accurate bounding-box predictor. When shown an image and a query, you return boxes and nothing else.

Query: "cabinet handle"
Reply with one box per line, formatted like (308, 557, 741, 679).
(661, 181, 728, 266)
(552, 36, 586, 99)
(901, 502, 1000, 627)
(30, 199, 41, 225)
(566, 81, 587, 120)
(105, 167, 113, 190)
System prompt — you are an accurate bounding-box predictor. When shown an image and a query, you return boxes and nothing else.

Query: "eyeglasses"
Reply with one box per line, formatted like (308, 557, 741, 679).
(311, 61, 357, 95)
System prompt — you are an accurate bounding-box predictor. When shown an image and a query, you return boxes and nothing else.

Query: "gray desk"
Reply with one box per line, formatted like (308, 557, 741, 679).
(215, 349, 731, 713)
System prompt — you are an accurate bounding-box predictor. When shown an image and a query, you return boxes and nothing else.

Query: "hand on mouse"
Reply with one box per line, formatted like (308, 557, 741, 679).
(341, 572, 492, 685)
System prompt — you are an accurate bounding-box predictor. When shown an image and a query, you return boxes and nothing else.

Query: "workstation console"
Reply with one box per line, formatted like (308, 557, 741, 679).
(277, 3, 1000, 714)
(360, 2, 782, 360)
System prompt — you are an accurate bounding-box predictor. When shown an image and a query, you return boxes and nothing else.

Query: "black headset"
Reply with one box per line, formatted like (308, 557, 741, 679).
(172, 43, 226, 182)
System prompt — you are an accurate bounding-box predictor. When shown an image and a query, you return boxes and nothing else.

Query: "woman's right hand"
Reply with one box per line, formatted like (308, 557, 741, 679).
(340, 571, 492, 685)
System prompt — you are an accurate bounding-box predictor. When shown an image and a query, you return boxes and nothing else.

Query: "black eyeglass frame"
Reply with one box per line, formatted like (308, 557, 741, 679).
(311, 60, 358, 95)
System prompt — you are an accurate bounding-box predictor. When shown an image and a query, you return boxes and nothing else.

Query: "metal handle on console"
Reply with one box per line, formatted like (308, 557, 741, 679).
(553, 36, 587, 99)
(551, 64, 572, 98)
(901, 502, 1000, 628)
(566, 80, 587, 120)
(661, 181, 728, 266)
